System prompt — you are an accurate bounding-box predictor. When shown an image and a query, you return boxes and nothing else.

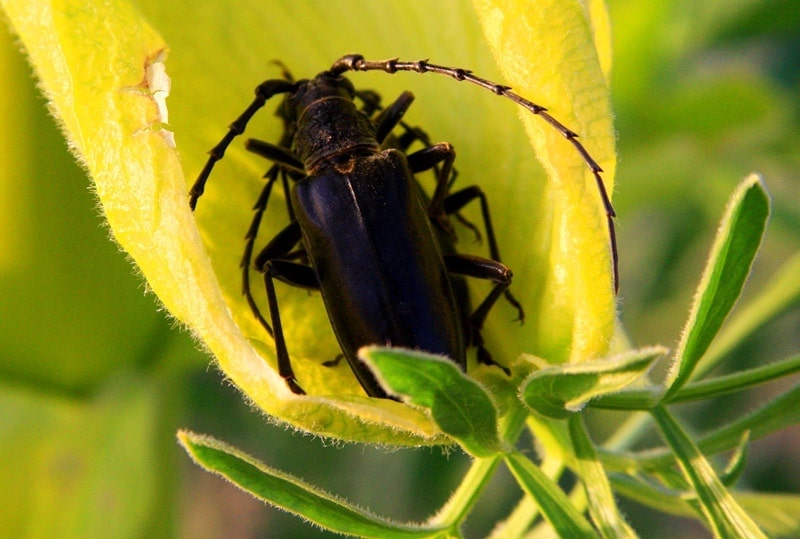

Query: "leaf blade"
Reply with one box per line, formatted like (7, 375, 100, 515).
(178, 431, 446, 539)
(651, 406, 767, 538)
(666, 174, 770, 397)
(521, 346, 664, 418)
(569, 415, 639, 539)
(361, 347, 502, 457)
(504, 451, 599, 538)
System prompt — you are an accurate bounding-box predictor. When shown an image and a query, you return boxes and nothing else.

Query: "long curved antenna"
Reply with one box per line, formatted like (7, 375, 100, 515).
(330, 54, 619, 292)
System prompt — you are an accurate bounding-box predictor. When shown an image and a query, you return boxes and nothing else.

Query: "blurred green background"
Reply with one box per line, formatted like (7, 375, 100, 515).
(1, 0, 798, 537)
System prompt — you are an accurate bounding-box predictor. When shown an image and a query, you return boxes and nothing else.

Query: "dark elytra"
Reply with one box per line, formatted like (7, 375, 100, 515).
(189, 55, 616, 397)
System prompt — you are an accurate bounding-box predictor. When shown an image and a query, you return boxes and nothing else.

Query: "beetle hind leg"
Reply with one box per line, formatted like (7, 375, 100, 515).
(261, 258, 320, 395)
(442, 185, 524, 322)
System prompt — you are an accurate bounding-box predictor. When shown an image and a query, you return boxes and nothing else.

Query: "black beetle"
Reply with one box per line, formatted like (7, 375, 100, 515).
(189, 55, 616, 398)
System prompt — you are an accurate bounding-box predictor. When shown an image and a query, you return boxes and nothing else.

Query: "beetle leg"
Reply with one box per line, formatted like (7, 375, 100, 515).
(245, 138, 305, 176)
(243, 220, 305, 337)
(407, 142, 523, 322)
(405, 142, 456, 230)
(254, 220, 304, 269)
(443, 185, 524, 321)
(189, 78, 296, 209)
(262, 259, 319, 395)
(263, 258, 319, 289)
(399, 136, 481, 243)
(353, 89, 383, 116)
(241, 166, 282, 335)
(443, 254, 515, 371)
(371, 91, 414, 144)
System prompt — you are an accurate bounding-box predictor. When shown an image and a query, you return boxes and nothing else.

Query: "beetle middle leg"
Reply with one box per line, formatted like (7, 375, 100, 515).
(240, 135, 306, 338)
(402, 141, 524, 371)
(405, 142, 524, 318)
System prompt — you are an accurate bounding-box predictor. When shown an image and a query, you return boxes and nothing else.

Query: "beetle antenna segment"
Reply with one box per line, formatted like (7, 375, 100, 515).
(331, 54, 619, 292)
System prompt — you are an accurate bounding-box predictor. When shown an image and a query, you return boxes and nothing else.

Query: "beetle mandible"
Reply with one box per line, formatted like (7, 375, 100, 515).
(189, 54, 617, 398)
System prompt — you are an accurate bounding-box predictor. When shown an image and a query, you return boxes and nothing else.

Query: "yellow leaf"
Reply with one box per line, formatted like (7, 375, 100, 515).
(3, 0, 617, 443)
(475, 0, 617, 363)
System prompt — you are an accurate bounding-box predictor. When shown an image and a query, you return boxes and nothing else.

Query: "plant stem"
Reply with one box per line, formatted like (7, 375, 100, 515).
(430, 455, 501, 532)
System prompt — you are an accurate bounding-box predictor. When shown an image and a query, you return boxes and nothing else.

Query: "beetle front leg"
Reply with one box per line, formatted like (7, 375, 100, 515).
(405, 142, 457, 229)
(369, 91, 415, 144)
(262, 258, 320, 396)
(245, 138, 305, 176)
(189, 78, 296, 209)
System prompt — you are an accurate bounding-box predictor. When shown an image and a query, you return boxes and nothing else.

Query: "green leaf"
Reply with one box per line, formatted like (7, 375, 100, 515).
(433, 456, 502, 532)
(521, 346, 665, 418)
(719, 431, 749, 488)
(670, 354, 800, 403)
(360, 347, 502, 457)
(504, 451, 598, 538)
(666, 174, 771, 398)
(601, 384, 800, 474)
(475, 0, 618, 363)
(610, 476, 800, 538)
(609, 472, 696, 518)
(700, 251, 800, 375)
(178, 431, 446, 539)
(650, 406, 767, 538)
(569, 415, 639, 539)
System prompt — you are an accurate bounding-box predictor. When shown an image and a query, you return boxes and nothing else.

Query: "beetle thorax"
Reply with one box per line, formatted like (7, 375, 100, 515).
(290, 77, 379, 173)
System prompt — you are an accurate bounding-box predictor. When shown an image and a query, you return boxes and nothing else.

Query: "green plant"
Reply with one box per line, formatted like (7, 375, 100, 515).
(2, 0, 798, 537)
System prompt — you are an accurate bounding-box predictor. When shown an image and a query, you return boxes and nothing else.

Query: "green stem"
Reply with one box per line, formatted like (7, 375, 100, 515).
(430, 455, 501, 532)
(431, 399, 530, 531)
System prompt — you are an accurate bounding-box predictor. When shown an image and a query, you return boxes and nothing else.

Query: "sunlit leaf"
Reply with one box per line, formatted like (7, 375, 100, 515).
(666, 174, 770, 397)
(569, 415, 638, 538)
(504, 451, 598, 538)
(179, 431, 446, 539)
(362, 347, 502, 457)
(521, 346, 663, 418)
(651, 406, 767, 538)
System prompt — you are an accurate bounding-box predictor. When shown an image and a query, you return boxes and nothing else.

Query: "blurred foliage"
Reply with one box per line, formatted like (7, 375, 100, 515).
(0, 0, 798, 537)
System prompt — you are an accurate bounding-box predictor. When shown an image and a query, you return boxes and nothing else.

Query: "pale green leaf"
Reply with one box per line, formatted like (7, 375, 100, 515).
(700, 251, 800, 375)
(666, 174, 770, 397)
(504, 451, 599, 538)
(361, 347, 502, 457)
(178, 431, 447, 539)
(569, 415, 638, 538)
(651, 406, 767, 538)
(601, 384, 800, 474)
(522, 346, 664, 418)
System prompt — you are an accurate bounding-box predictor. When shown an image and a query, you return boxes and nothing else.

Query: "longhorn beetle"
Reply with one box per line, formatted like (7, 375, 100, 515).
(189, 54, 617, 398)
